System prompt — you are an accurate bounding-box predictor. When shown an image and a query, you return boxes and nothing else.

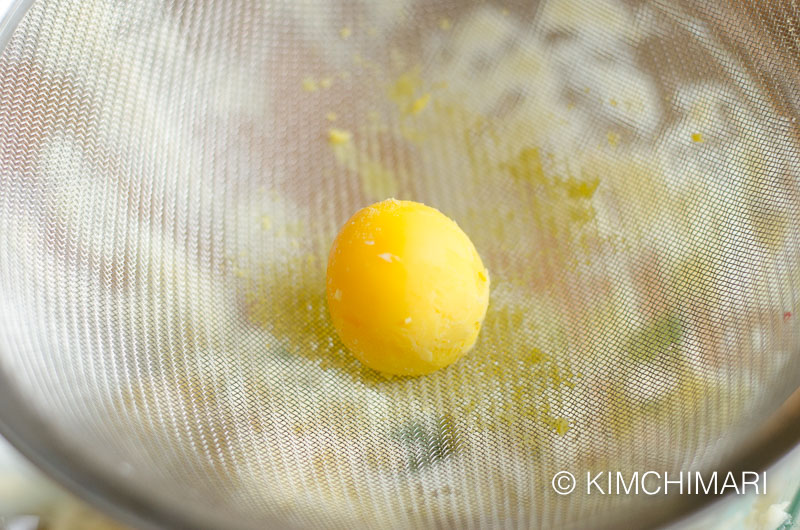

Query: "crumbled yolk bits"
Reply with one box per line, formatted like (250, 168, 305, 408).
(408, 93, 432, 115)
(302, 77, 318, 92)
(328, 128, 352, 145)
(326, 199, 490, 376)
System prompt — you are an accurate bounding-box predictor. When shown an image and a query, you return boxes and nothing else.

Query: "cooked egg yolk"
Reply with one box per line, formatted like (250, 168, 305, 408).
(326, 199, 490, 376)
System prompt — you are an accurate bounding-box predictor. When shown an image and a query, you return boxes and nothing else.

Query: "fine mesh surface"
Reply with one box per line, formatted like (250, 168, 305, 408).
(1, 0, 800, 528)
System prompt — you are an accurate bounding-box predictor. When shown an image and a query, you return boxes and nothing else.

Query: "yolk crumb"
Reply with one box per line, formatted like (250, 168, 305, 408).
(691, 132, 704, 143)
(408, 93, 432, 115)
(326, 199, 491, 376)
(340, 27, 352, 39)
(553, 418, 570, 436)
(302, 77, 318, 92)
(328, 128, 352, 145)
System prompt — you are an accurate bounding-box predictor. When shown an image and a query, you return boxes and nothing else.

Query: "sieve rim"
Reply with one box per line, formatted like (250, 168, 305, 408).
(0, 0, 33, 52)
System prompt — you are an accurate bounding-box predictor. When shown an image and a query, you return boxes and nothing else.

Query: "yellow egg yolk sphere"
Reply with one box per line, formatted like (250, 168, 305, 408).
(326, 199, 490, 376)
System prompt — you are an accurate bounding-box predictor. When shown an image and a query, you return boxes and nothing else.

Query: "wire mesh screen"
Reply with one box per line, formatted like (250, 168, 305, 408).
(1, 0, 800, 528)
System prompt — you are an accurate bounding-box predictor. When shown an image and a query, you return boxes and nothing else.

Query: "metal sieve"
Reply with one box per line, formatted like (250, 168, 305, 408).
(1, 0, 800, 528)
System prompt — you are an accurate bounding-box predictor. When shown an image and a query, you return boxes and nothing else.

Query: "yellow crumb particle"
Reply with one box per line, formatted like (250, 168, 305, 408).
(529, 347, 549, 363)
(325, 112, 338, 122)
(439, 18, 452, 31)
(554, 418, 570, 436)
(260, 215, 272, 231)
(607, 131, 620, 147)
(340, 27, 352, 39)
(691, 132, 704, 143)
(565, 177, 600, 199)
(302, 77, 318, 92)
(609, 98, 618, 107)
(328, 128, 352, 145)
(409, 93, 432, 115)
(320, 77, 333, 89)
(328, 133, 398, 203)
(390, 70, 420, 100)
